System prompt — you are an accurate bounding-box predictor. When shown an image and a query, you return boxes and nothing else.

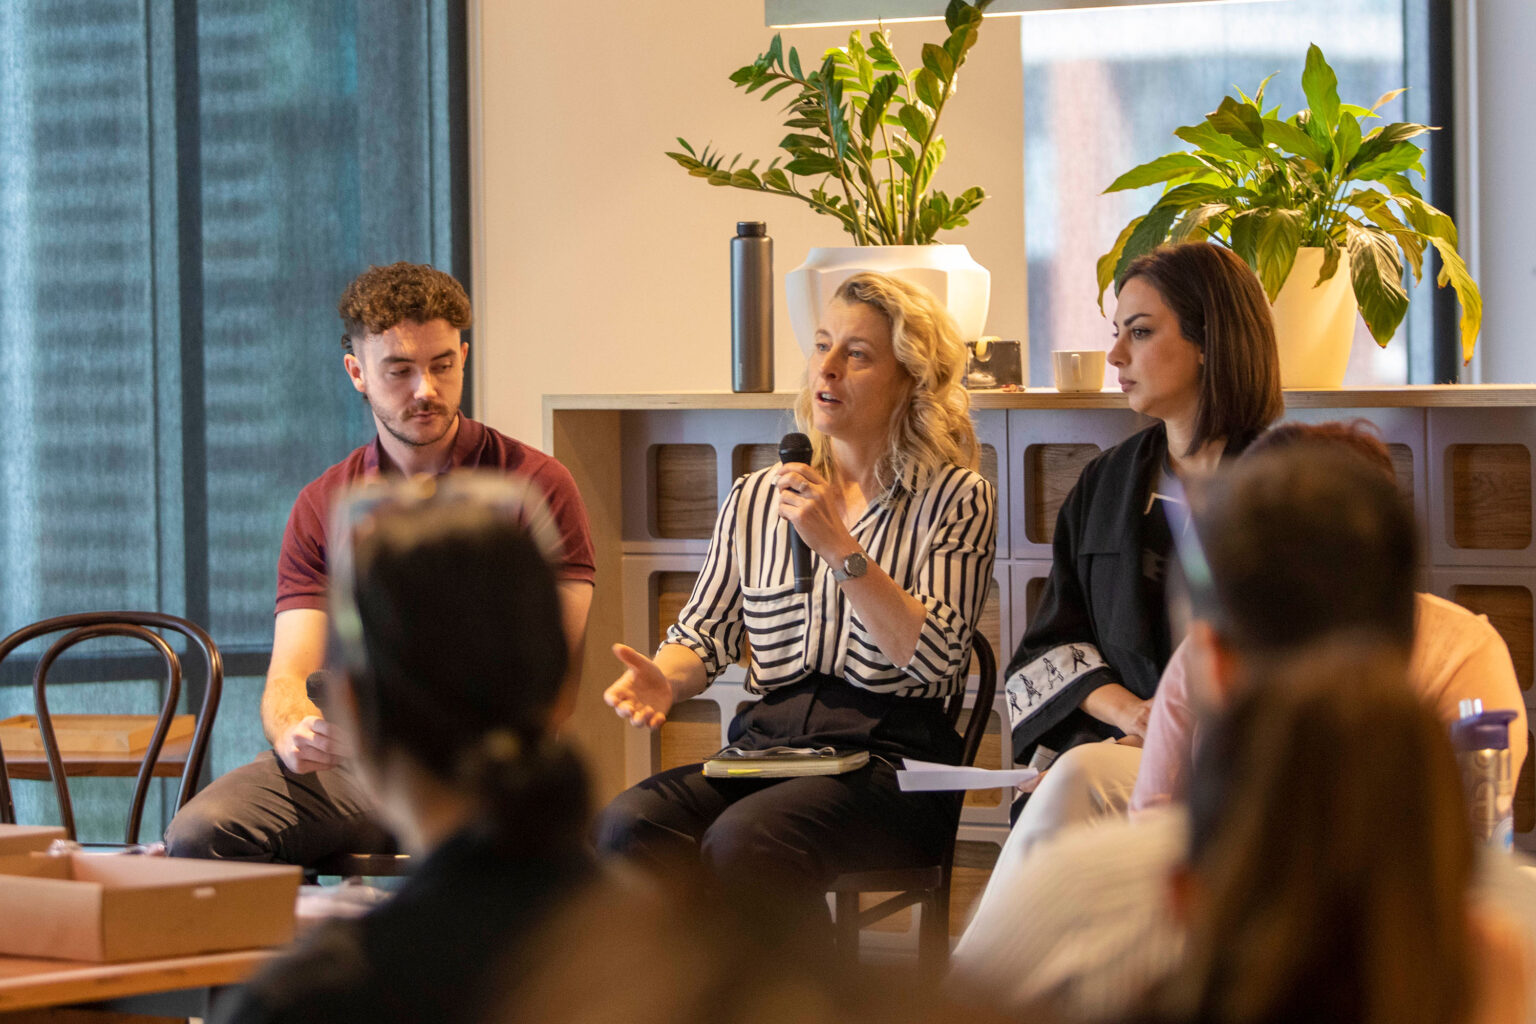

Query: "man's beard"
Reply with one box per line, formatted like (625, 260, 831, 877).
(364, 393, 458, 449)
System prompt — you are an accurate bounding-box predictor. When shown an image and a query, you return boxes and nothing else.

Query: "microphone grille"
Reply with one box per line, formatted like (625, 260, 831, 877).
(778, 432, 813, 464)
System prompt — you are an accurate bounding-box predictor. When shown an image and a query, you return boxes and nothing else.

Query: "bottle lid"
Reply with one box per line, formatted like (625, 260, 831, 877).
(736, 221, 767, 237)
(1450, 709, 1518, 752)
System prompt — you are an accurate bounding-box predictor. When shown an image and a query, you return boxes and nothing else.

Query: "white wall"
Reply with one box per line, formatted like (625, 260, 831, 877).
(470, 1, 1025, 446)
(1468, 0, 1536, 384)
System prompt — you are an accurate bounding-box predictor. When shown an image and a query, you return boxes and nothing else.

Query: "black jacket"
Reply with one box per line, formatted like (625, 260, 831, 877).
(1005, 424, 1177, 764)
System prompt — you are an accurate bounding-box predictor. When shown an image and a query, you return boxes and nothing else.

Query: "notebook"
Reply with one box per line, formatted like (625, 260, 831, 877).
(701, 745, 870, 779)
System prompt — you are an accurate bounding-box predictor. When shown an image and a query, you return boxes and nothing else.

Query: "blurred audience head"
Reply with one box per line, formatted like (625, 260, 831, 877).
(328, 472, 584, 851)
(1116, 243, 1283, 455)
(490, 864, 1019, 1024)
(338, 261, 472, 353)
(1190, 434, 1417, 661)
(1165, 635, 1474, 1024)
(796, 271, 980, 490)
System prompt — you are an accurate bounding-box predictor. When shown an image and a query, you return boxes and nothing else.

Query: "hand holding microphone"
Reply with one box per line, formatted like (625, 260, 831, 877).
(778, 432, 815, 593)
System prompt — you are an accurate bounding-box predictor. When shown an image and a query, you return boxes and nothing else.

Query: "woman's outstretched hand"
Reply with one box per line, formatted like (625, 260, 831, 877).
(603, 643, 675, 730)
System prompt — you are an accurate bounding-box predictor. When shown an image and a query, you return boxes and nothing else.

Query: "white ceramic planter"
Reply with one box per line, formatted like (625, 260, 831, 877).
(1270, 247, 1356, 388)
(784, 245, 991, 355)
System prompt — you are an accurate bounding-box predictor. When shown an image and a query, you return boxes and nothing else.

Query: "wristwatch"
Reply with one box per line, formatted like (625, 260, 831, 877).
(831, 549, 869, 583)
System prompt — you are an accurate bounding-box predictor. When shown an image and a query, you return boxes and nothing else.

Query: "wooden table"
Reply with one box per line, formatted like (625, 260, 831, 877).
(1, 736, 191, 781)
(0, 947, 273, 1017)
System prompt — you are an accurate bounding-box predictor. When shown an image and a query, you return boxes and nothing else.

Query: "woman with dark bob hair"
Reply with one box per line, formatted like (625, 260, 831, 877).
(596, 272, 996, 923)
(215, 474, 592, 1024)
(1004, 242, 1283, 788)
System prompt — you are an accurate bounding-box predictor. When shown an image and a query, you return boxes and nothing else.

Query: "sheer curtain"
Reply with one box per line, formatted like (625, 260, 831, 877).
(0, 0, 465, 839)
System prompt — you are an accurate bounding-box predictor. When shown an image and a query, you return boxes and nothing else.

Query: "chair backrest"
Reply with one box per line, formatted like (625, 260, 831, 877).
(0, 612, 223, 843)
(945, 633, 998, 769)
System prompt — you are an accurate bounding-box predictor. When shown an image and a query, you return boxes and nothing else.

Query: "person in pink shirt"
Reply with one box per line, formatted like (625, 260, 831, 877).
(1131, 421, 1527, 813)
(994, 420, 1526, 853)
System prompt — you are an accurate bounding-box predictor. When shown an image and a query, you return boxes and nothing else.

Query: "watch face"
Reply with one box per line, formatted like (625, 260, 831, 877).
(843, 551, 868, 578)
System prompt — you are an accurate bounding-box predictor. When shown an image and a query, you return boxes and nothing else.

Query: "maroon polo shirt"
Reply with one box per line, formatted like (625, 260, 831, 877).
(274, 416, 596, 614)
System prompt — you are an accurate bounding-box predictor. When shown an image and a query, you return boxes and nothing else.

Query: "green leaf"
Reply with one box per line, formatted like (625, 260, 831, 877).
(1175, 121, 1247, 163)
(1169, 203, 1231, 242)
(1423, 235, 1481, 364)
(1119, 201, 1181, 278)
(859, 74, 900, 138)
(1396, 194, 1458, 247)
(1096, 215, 1144, 313)
(766, 34, 784, 71)
(898, 103, 930, 141)
(1350, 142, 1425, 181)
(1348, 121, 1429, 173)
(1103, 152, 1208, 193)
(1351, 198, 1424, 281)
(1254, 208, 1304, 299)
(779, 132, 830, 151)
(1207, 96, 1265, 148)
(914, 68, 943, 109)
(675, 138, 696, 157)
(1347, 223, 1409, 346)
(789, 46, 803, 79)
(784, 154, 839, 176)
(922, 42, 955, 83)
(868, 31, 900, 71)
(1334, 111, 1362, 171)
(1299, 108, 1332, 158)
(1229, 210, 1261, 267)
(1262, 118, 1325, 164)
(1380, 172, 1423, 201)
(1301, 43, 1341, 131)
(1155, 180, 1231, 209)
(761, 79, 798, 103)
(763, 168, 792, 191)
(944, 22, 979, 68)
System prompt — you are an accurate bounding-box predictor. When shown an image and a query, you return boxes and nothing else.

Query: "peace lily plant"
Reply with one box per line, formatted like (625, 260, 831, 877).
(1096, 44, 1480, 364)
(667, 0, 993, 246)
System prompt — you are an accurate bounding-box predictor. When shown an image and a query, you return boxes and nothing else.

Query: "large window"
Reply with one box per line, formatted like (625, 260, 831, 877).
(0, 0, 467, 838)
(1021, 0, 1446, 386)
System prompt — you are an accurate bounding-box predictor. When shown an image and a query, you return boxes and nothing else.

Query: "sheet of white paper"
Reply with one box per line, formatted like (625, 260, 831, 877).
(897, 758, 1040, 792)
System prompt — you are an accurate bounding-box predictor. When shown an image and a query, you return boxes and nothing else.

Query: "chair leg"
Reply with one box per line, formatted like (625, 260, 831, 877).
(917, 885, 951, 976)
(834, 890, 861, 967)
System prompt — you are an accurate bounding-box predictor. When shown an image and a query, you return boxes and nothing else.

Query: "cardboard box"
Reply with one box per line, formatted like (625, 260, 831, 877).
(0, 825, 66, 855)
(0, 714, 194, 755)
(0, 853, 301, 961)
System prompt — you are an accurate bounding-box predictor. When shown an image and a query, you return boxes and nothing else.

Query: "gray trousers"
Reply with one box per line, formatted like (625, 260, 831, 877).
(163, 750, 393, 864)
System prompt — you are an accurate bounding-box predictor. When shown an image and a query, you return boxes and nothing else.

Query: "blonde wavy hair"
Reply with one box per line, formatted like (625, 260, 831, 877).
(793, 272, 979, 497)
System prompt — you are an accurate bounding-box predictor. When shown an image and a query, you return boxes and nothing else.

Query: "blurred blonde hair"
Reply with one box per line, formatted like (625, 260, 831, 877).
(794, 272, 979, 497)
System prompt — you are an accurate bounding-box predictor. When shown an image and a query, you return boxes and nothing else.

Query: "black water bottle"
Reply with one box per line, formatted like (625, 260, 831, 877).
(731, 221, 773, 393)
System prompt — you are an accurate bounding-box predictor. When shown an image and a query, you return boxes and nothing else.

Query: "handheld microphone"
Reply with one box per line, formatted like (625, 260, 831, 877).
(778, 432, 815, 594)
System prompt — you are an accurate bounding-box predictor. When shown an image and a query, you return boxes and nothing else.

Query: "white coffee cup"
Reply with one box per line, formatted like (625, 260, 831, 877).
(1052, 350, 1107, 392)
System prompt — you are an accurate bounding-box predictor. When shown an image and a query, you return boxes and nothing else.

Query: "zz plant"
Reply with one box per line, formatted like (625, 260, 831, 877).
(1096, 44, 1480, 362)
(667, 0, 992, 246)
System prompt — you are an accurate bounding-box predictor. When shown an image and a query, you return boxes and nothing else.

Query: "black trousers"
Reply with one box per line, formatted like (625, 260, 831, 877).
(594, 675, 962, 917)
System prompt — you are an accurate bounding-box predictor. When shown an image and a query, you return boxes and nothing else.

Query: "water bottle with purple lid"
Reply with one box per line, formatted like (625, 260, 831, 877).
(1450, 698, 1518, 852)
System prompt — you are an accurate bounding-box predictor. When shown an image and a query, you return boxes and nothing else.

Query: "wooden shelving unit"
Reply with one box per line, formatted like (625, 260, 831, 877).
(548, 387, 1536, 935)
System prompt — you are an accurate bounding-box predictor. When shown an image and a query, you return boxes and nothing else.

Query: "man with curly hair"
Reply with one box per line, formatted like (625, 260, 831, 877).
(165, 263, 596, 864)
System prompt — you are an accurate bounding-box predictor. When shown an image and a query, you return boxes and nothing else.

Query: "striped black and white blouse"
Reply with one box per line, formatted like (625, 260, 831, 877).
(663, 463, 997, 699)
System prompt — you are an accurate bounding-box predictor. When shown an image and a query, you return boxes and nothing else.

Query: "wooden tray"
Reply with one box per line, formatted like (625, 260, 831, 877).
(0, 714, 193, 755)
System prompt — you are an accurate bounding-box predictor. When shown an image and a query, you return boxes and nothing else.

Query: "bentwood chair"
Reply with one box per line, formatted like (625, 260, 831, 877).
(0, 612, 223, 844)
(827, 632, 998, 974)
